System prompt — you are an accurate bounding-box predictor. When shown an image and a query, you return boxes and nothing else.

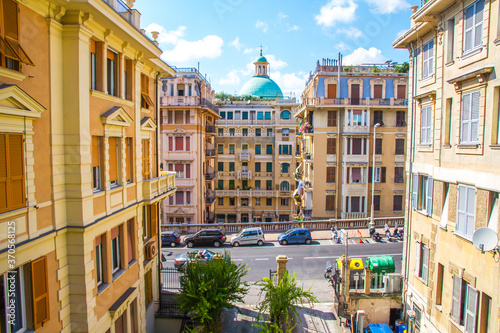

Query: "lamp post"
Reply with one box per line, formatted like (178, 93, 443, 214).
(370, 123, 381, 229)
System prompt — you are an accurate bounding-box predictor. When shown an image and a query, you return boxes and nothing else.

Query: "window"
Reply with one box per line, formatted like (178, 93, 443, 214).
(267, 128, 273, 136)
(266, 162, 272, 172)
(145, 269, 153, 309)
(463, 0, 484, 54)
(266, 198, 272, 206)
(217, 144, 223, 154)
(352, 110, 363, 126)
(420, 106, 432, 144)
(373, 85, 383, 99)
(396, 111, 406, 127)
(266, 180, 272, 190)
(395, 138, 405, 155)
(0, 133, 25, 213)
(185, 110, 190, 124)
(280, 181, 290, 191)
(328, 111, 337, 127)
(436, 263, 444, 306)
(393, 195, 403, 211)
(241, 198, 249, 206)
(280, 198, 289, 206)
(327, 167, 335, 183)
(177, 84, 184, 96)
(447, 18, 455, 63)
(229, 162, 235, 172)
(255, 128, 261, 137)
(255, 180, 261, 190)
(90, 40, 97, 90)
(125, 138, 133, 183)
(281, 163, 290, 173)
(352, 167, 362, 183)
(326, 195, 335, 211)
(142, 139, 150, 180)
(217, 180, 223, 190)
(414, 242, 429, 284)
(266, 145, 273, 155)
(374, 195, 380, 211)
(242, 111, 248, 119)
(461, 90, 480, 144)
(229, 198, 235, 206)
(127, 219, 135, 264)
(111, 227, 121, 274)
(451, 275, 479, 332)
(352, 138, 362, 155)
(217, 162, 224, 172)
(347, 196, 365, 213)
(229, 180, 235, 190)
(227, 111, 233, 120)
(411, 174, 433, 215)
(109, 137, 119, 186)
(280, 110, 291, 119)
(422, 40, 434, 78)
(0, 0, 32, 70)
(375, 138, 382, 154)
(394, 167, 404, 183)
(282, 128, 289, 137)
(92, 136, 102, 192)
(255, 198, 261, 206)
(255, 144, 261, 155)
(279, 145, 292, 155)
(218, 198, 224, 206)
(229, 128, 235, 136)
(255, 162, 261, 172)
(242, 128, 248, 136)
(174, 111, 183, 124)
(257, 111, 263, 120)
(107, 49, 118, 96)
(374, 110, 383, 126)
(170, 84, 174, 96)
(220, 111, 226, 119)
(456, 184, 476, 239)
(175, 191, 184, 205)
(265, 111, 271, 120)
(229, 144, 235, 154)
(327, 138, 336, 154)
(369, 167, 386, 183)
(95, 235, 104, 286)
(218, 128, 224, 136)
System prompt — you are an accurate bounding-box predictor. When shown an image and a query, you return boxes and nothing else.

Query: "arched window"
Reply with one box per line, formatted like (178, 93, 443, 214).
(280, 110, 291, 119)
(280, 181, 290, 191)
(281, 163, 290, 174)
(258, 66, 261, 74)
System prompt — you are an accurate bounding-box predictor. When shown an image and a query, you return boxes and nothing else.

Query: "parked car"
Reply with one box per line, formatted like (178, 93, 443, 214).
(231, 227, 265, 247)
(183, 229, 226, 248)
(174, 249, 216, 270)
(278, 228, 312, 245)
(161, 231, 181, 247)
(364, 324, 392, 333)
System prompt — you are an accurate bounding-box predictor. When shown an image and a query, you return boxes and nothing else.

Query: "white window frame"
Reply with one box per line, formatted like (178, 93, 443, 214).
(96, 243, 103, 286)
(422, 40, 434, 78)
(112, 236, 121, 273)
(460, 90, 480, 144)
(420, 106, 432, 144)
(414, 242, 429, 285)
(463, 0, 484, 54)
(456, 185, 476, 239)
(451, 275, 479, 333)
(373, 167, 381, 183)
(282, 128, 289, 137)
(3, 268, 27, 333)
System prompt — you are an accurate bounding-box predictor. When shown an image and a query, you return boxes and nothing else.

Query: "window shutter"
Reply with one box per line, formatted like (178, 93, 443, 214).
(428, 40, 434, 76)
(186, 164, 191, 178)
(175, 137, 183, 150)
(466, 187, 476, 238)
(381, 167, 386, 183)
(464, 4, 474, 51)
(368, 167, 372, 183)
(451, 275, 462, 322)
(426, 107, 432, 143)
(92, 136, 100, 168)
(279, 145, 282, 154)
(461, 92, 472, 143)
(109, 137, 118, 183)
(414, 242, 421, 277)
(427, 177, 433, 216)
(374, 85, 383, 99)
(470, 91, 480, 143)
(412, 174, 418, 210)
(421, 107, 427, 143)
(465, 284, 479, 333)
(0, 134, 7, 211)
(422, 43, 429, 78)
(150, 204, 157, 237)
(422, 245, 429, 284)
(142, 139, 150, 180)
(327, 138, 335, 154)
(186, 137, 190, 151)
(31, 256, 50, 328)
(457, 185, 467, 235)
(473, 1, 484, 49)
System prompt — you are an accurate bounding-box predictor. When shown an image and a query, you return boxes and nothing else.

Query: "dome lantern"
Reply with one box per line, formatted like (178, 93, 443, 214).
(239, 48, 283, 99)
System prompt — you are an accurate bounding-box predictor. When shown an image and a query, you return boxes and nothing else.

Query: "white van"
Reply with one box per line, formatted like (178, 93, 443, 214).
(230, 227, 265, 247)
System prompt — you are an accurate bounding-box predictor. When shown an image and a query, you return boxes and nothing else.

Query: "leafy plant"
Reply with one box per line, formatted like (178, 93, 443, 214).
(395, 62, 409, 73)
(177, 251, 249, 333)
(255, 271, 318, 332)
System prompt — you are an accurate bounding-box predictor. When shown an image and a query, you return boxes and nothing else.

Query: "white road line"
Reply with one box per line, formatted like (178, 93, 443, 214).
(232, 259, 243, 261)
(255, 258, 269, 261)
(304, 256, 333, 259)
(304, 253, 402, 260)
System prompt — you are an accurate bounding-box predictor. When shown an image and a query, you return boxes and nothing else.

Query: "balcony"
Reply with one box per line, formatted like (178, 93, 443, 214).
(215, 189, 276, 197)
(160, 96, 218, 112)
(341, 212, 367, 219)
(143, 172, 176, 203)
(205, 192, 216, 205)
(205, 172, 216, 181)
(239, 152, 251, 161)
(206, 125, 216, 134)
(102, 0, 140, 29)
(205, 149, 216, 157)
(237, 171, 252, 180)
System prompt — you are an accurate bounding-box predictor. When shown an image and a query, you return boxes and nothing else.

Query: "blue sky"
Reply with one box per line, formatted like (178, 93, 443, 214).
(136, 0, 416, 98)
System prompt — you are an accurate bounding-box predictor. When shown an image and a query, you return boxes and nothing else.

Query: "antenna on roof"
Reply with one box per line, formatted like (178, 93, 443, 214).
(260, 44, 263, 56)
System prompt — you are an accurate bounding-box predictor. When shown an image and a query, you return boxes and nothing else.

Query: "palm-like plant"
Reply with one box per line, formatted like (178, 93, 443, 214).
(255, 271, 318, 332)
(177, 251, 249, 333)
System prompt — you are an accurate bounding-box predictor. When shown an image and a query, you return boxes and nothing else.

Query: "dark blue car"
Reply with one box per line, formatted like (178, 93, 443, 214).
(278, 228, 312, 245)
(161, 231, 181, 247)
(365, 324, 392, 333)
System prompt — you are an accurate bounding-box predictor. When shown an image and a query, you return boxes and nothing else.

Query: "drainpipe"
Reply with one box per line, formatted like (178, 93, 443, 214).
(155, 70, 162, 304)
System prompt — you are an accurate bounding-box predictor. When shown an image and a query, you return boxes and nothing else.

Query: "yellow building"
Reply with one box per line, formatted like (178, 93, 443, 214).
(0, 0, 176, 332)
(160, 67, 220, 226)
(214, 53, 299, 223)
(296, 59, 408, 221)
(394, 0, 499, 331)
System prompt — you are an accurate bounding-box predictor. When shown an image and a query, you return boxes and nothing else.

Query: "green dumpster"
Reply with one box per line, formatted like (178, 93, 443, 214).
(366, 256, 395, 274)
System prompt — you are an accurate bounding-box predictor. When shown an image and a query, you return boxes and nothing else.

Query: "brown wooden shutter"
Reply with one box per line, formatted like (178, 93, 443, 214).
(374, 85, 383, 99)
(327, 84, 337, 99)
(92, 136, 100, 168)
(3, 0, 18, 41)
(186, 164, 191, 178)
(109, 137, 117, 183)
(126, 138, 133, 182)
(90, 39, 96, 53)
(0, 133, 25, 213)
(127, 220, 134, 262)
(0, 134, 8, 211)
(327, 138, 336, 154)
(327, 167, 336, 183)
(185, 137, 190, 151)
(175, 137, 183, 150)
(150, 204, 157, 237)
(142, 139, 150, 180)
(275, 184, 279, 191)
(31, 256, 50, 328)
(368, 167, 372, 183)
(381, 167, 386, 183)
(397, 85, 406, 99)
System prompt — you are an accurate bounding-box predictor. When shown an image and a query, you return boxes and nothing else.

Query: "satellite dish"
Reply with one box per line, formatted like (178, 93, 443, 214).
(472, 227, 499, 252)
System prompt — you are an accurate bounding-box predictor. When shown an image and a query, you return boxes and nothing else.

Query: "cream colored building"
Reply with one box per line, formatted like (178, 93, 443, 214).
(394, 0, 500, 331)
(160, 68, 220, 226)
(0, 0, 175, 332)
(296, 59, 408, 221)
(214, 54, 299, 223)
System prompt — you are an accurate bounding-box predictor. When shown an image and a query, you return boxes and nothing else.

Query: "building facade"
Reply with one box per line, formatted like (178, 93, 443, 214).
(296, 59, 408, 220)
(394, 0, 500, 332)
(0, 1, 176, 332)
(214, 54, 299, 223)
(159, 68, 219, 226)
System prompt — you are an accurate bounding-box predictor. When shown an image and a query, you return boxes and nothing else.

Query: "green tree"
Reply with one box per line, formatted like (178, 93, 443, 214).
(255, 271, 318, 332)
(395, 62, 409, 73)
(177, 251, 249, 333)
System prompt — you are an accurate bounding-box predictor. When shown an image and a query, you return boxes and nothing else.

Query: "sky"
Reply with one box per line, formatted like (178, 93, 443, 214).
(136, 0, 416, 98)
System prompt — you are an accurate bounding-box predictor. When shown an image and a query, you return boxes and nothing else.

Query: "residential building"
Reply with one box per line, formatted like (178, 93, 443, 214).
(394, 0, 499, 331)
(215, 52, 299, 223)
(296, 58, 408, 220)
(160, 67, 220, 226)
(0, 1, 176, 332)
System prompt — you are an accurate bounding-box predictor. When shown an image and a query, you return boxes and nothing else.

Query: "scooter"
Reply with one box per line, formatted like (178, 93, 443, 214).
(395, 228, 404, 241)
(369, 227, 376, 237)
(331, 228, 341, 244)
(372, 232, 382, 242)
(324, 260, 333, 279)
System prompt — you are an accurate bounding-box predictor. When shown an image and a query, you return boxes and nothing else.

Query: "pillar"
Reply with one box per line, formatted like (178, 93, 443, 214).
(276, 255, 289, 281)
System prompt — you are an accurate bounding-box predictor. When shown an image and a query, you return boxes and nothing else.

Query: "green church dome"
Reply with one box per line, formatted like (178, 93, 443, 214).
(240, 76, 283, 99)
(256, 55, 268, 63)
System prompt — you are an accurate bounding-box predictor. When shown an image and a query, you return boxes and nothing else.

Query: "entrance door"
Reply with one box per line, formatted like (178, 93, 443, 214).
(351, 84, 360, 105)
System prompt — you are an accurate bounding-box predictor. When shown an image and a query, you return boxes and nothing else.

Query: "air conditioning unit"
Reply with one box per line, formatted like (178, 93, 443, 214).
(145, 241, 157, 260)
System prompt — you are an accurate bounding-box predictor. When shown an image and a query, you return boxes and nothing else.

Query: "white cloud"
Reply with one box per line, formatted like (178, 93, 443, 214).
(145, 23, 186, 44)
(219, 69, 241, 86)
(278, 12, 288, 20)
(315, 0, 357, 27)
(161, 35, 224, 63)
(364, 0, 410, 13)
(256, 20, 269, 33)
(396, 29, 407, 38)
(335, 41, 351, 52)
(343, 47, 387, 65)
(271, 71, 308, 98)
(244, 47, 259, 54)
(265, 54, 288, 70)
(229, 37, 242, 51)
(288, 24, 301, 32)
(336, 27, 363, 38)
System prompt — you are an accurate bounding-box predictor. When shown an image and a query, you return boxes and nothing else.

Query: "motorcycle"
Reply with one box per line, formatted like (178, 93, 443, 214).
(369, 227, 376, 237)
(395, 228, 404, 241)
(324, 260, 340, 287)
(324, 260, 333, 279)
(331, 227, 341, 244)
(372, 232, 382, 242)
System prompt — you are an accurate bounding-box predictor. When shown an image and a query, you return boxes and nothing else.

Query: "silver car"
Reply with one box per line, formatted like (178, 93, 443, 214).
(230, 227, 265, 247)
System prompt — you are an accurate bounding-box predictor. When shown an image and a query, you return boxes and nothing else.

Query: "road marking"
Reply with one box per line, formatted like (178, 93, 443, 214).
(304, 256, 333, 259)
(255, 258, 269, 261)
(303, 253, 402, 260)
(232, 259, 243, 261)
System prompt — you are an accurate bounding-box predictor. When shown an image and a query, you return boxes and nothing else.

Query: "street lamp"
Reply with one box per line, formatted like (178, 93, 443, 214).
(370, 123, 381, 229)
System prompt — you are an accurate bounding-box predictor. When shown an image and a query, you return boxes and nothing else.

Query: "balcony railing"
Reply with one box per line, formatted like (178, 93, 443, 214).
(237, 171, 252, 180)
(239, 152, 251, 161)
(206, 125, 216, 133)
(205, 193, 216, 205)
(341, 212, 367, 219)
(300, 97, 409, 108)
(216, 189, 275, 197)
(161, 96, 219, 112)
(102, 0, 139, 29)
(205, 172, 216, 181)
(143, 172, 176, 203)
(205, 149, 216, 157)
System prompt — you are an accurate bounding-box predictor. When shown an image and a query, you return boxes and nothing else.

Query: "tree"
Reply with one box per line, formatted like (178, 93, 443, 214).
(395, 62, 409, 73)
(177, 251, 249, 333)
(255, 271, 318, 332)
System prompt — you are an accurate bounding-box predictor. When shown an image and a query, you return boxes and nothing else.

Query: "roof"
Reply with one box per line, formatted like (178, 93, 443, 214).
(255, 55, 268, 63)
(240, 76, 283, 99)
